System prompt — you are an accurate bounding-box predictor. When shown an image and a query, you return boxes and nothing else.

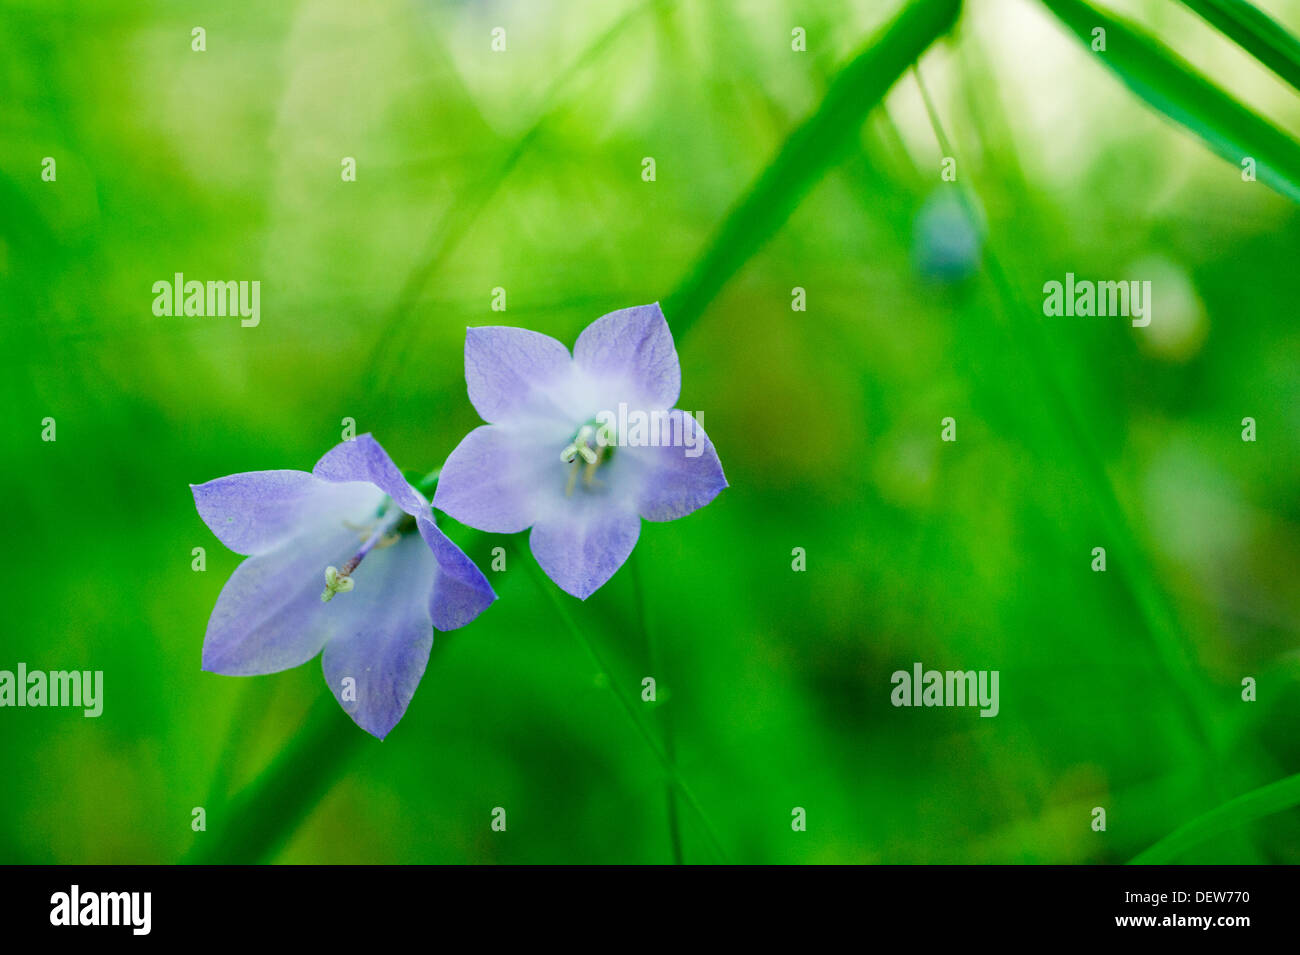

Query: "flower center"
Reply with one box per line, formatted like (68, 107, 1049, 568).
(560, 418, 615, 496)
(320, 501, 414, 602)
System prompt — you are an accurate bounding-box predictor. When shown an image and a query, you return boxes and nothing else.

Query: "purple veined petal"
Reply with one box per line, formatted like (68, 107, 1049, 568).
(201, 517, 365, 675)
(529, 501, 641, 600)
(191, 470, 379, 557)
(624, 410, 728, 522)
(313, 433, 431, 520)
(415, 513, 497, 631)
(319, 531, 438, 740)
(434, 424, 562, 533)
(573, 303, 681, 411)
(465, 325, 575, 425)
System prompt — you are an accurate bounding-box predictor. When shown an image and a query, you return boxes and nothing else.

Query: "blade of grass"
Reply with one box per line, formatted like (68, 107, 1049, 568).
(1041, 0, 1300, 205)
(1180, 0, 1300, 93)
(664, 0, 962, 338)
(369, 0, 673, 392)
(1130, 771, 1300, 863)
(186, 692, 367, 864)
(911, 65, 1221, 757)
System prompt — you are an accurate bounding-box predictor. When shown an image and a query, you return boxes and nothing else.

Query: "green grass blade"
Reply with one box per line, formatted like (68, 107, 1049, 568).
(369, 0, 671, 391)
(913, 66, 1220, 758)
(1181, 0, 1300, 93)
(664, 0, 962, 338)
(1041, 0, 1300, 205)
(186, 692, 367, 864)
(1130, 772, 1300, 863)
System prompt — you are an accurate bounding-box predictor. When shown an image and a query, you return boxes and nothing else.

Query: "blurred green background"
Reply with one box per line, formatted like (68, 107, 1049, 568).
(2, 0, 1299, 864)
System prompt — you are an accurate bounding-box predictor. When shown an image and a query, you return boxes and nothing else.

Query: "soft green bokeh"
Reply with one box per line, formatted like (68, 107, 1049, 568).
(2, 0, 1298, 863)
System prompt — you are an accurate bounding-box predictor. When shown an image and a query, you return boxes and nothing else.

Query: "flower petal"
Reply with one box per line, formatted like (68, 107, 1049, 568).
(529, 503, 640, 600)
(191, 470, 377, 556)
(201, 518, 363, 675)
(434, 424, 560, 533)
(627, 410, 728, 522)
(319, 532, 437, 739)
(313, 433, 429, 520)
(465, 325, 575, 425)
(416, 514, 497, 630)
(573, 303, 681, 410)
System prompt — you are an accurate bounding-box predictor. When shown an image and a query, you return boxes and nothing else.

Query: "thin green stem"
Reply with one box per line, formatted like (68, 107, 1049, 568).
(186, 692, 366, 864)
(631, 548, 684, 864)
(198, 682, 258, 820)
(1130, 771, 1300, 864)
(515, 539, 728, 863)
(369, 0, 674, 391)
(911, 64, 1219, 757)
(663, 0, 962, 338)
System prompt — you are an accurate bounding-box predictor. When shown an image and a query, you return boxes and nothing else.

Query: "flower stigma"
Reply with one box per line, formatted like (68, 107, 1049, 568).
(560, 418, 616, 496)
(321, 500, 416, 601)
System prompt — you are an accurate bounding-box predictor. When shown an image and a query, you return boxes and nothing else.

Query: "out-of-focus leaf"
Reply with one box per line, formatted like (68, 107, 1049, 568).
(665, 0, 962, 337)
(1181, 0, 1300, 93)
(186, 694, 366, 864)
(1131, 772, 1300, 863)
(1042, 0, 1300, 204)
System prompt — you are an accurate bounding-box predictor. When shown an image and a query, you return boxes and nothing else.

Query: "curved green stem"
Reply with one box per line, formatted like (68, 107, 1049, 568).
(515, 539, 728, 863)
(186, 692, 366, 864)
(1130, 772, 1300, 864)
(630, 548, 685, 864)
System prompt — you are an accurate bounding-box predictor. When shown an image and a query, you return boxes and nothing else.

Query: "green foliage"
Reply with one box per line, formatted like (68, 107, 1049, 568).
(2, 0, 1297, 864)
(667, 0, 961, 336)
(1042, 0, 1300, 203)
(1180, 0, 1300, 92)
(1132, 771, 1300, 863)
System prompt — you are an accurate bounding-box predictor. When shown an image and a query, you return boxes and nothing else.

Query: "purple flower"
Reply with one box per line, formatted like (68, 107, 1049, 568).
(192, 434, 496, 739)
(434, 303, 727, 599)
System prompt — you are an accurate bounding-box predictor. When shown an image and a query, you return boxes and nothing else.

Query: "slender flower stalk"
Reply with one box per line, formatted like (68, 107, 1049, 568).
(515, 539, 728, 863)
(631, 548, 685, 864)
